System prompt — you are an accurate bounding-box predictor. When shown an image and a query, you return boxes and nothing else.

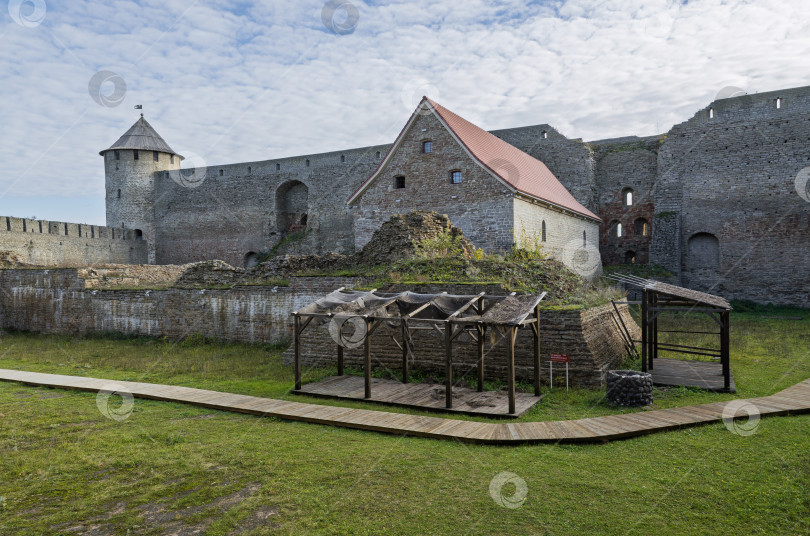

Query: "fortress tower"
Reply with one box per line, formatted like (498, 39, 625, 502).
(100, 115, 182, 263)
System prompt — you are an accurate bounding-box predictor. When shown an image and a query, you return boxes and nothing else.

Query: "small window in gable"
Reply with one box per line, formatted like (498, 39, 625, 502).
(219, 169, 224, 176)
(306, 159, 310, 167)
(133, 150, 139, 160)
(276, 163, 281, 171)
(114, 150, 120, 161)
(450, 171, 462, 184)
(709, 108, 715, 119)
(422, 141, 433, 153)
(117, 189, 121, 199)
(341, 155, 346, 163)
(153, 151, 159, 162)
(583, 230, 587, 247)
(617, 223, 623, 237)
(376, 151, 381, 158)
(541, 220, 546, 242)
(776, 98, 782, 109)
(170, 155, 174, 164)
(541, 130, 548, 139)
(394, 176, 405, 189)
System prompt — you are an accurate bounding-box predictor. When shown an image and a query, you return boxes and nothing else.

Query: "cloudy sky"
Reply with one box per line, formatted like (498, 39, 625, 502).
(1, 0, 809, 225)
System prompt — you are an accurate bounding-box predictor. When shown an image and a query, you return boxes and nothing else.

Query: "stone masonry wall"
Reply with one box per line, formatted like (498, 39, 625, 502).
(352, 111, 515, 252)
(0, 216, 147, 266)
(0, 269, 639, 388)
(0, 269, 357, 343)
(153, 145, 388, 267)
(591, 138, 660, 265)
(654, 86, 810, 306)
(283, 301, 639, 389)
(512, 197, 601, 279)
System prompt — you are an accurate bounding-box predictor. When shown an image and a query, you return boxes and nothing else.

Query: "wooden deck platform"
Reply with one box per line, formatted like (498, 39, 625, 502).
(293, 375, 541, 417)
(651, 357, 736, 393)
(2, 369, 808, 444)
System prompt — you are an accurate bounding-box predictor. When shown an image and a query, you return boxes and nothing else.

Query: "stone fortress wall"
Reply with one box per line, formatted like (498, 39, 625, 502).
(0, 215, 147, 266)
(4, 86, 807, 305)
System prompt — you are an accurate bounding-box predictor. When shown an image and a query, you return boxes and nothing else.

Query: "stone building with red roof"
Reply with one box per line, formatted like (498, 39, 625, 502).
(348, 98, 602, 278)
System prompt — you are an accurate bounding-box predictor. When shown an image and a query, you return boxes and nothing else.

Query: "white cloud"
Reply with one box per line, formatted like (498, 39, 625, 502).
(1, 0, 809, 223)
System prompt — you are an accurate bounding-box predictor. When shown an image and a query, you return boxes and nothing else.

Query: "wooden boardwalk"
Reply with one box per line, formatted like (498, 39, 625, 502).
(293, 375, 542, 417)
(651, 357, 736, 393)
(1, 369, 809, 444)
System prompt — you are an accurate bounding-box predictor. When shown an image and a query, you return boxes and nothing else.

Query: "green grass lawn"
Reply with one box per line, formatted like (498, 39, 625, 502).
(0, 307, 808, 535)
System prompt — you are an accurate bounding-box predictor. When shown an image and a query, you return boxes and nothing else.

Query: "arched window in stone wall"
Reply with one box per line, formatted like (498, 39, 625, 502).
(634, 218, 649, 237)
(541, 220, 546, 242)
(622, 188, 633, 206)
(244, 252, 260, 268)
(276, 180, 309, 236)
(583, 230, 587, 247)
(134, 229, 143, 240)
(617, 222, 623, 238)
(687, 233, 720, 269)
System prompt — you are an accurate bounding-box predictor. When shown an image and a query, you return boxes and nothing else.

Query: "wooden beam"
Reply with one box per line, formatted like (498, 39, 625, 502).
(641, 289, 648, 373)
(722, 311, 731, 391)
(364, 318, 371, 399)
(401, 320, 409, 384)
(508, 326, 517, 414)
(477, 324, 485, 393)
(445, 321, 453, 409)
(533, 303, 541, 397)
(294, 315, 302, 390)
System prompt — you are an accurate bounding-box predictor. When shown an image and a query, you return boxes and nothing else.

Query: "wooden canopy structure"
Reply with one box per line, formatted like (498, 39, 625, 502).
(606, 274, 733, 392)
(292, 289, 546, 414)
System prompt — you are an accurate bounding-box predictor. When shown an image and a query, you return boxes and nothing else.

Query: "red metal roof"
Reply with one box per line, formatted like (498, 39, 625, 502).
(349, 97, 599, 222)
(425, 98, 599, 221)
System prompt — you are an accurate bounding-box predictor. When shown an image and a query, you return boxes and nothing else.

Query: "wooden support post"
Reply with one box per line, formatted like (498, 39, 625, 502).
(533, 304, 541, 397)
(401, 321, 409, 384)
(647, 291, 655, 370)
(721, 310, 730, 391)
(477, 325, 485, 392)
(652, 293, 659, 363)
(508, 326, 517, 415)
(641, 289, 648, 373)
(445, 323, 453, 409)
(364, 318, 371, 399)
(337, 345, 344, 377)
(294, 315, 302, 390)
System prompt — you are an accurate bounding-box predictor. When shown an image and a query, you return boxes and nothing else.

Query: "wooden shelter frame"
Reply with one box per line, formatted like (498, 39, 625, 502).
(292, 288, 546, 414)
(605, 274, 733, 392)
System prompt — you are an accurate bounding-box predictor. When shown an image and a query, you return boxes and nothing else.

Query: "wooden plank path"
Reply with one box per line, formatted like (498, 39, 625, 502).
(651, 357, 736, 393)
(1, 369, 809, 444)
(293, 375, 541, 417)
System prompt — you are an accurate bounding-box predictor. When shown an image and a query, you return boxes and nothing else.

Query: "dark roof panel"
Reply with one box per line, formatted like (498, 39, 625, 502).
(100, 115, 181, 157)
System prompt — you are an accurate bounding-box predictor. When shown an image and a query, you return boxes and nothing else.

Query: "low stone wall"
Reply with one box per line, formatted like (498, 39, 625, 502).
(283, 302, 640, 388)
(0, 269, 640, 388)
(0, 269, 359, 344)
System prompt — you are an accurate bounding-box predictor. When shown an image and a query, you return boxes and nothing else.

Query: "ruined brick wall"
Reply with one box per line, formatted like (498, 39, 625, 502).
(351, 111, 516, 252)
(153, 146, 388, 267)
(590, 138, 660, 266)
(654, 87, 810, 306)
(0, 216, 147, 266)
(282, 302, 639, 389)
